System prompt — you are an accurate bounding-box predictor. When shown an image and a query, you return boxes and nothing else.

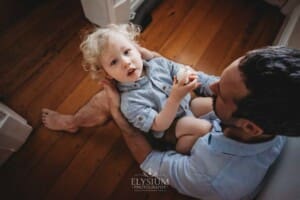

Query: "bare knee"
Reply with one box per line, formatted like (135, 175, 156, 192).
(197, 119, 212, 135)
(176, 135, 198, 154)
(191, 97, 213, 117)
(175, 117, 212, 138)
(175, 116, 194, 138)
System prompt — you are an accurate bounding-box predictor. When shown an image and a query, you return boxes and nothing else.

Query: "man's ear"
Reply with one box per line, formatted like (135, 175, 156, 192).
(235, 118, 263, 136)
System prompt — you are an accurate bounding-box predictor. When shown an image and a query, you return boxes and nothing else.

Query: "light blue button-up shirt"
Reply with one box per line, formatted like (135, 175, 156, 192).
(140, 117, 286, 200)
(117, 57, 194, 138)
(117, 57, 219, 138)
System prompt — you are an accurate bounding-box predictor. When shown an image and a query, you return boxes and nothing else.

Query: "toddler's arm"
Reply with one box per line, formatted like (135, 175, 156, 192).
(151, 75, 199, 132)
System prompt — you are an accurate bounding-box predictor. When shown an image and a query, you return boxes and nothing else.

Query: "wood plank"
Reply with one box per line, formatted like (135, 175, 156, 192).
(0, 76, 102, 199)
(0, 0, 45, 32)
(251, 3, 284, 49)
(141, 0, 196, 51)
(76, 138, 135, 200)
(108, 165, 150, 200)
(159, 0, 216, 60)
(0, 0, 84, 98)
(174, 0, 235, 66)
(18, 123, 119, 200)
(109, 164, 186, 200)
(0, 0, 62, 52)
(44, 122, 121, 200)
(141, 0, 172, 33)
(17, 127, 95, 200)
(24, 56, 86, 127)
(217, 1, 284, 75)
(194, 0, 256, 75)
(7, 25, 85, 115)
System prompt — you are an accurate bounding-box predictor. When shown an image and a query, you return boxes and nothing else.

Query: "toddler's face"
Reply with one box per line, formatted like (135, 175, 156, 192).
(100, 32, 143, 83)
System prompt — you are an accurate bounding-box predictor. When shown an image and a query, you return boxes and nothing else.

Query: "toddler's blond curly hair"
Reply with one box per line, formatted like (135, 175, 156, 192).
(80, 23, 141, 80)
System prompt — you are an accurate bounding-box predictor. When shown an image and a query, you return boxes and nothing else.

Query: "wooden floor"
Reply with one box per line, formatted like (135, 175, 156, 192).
(0, 0, 284, 199)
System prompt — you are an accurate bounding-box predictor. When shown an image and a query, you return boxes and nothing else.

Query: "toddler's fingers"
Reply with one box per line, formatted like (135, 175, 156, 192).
(188, 74, 198, 81)
(178, 74, 188, 85)
(186, 78, 199, 90)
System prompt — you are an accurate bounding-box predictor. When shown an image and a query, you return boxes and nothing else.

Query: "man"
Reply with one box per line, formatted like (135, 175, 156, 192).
(103, 46, 300, 199)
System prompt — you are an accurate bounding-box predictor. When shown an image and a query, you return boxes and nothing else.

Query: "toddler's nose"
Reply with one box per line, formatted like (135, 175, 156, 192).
(121, 57, 131, 69)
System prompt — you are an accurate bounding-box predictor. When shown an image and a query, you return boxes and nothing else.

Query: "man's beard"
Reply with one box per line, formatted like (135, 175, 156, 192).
(212, 95, 238, 130)
(212, 95, 218, 117)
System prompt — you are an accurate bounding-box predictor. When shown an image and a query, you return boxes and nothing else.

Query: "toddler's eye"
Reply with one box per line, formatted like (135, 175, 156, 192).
(110, 59, 117, 66)
(124, 49, 131, 55)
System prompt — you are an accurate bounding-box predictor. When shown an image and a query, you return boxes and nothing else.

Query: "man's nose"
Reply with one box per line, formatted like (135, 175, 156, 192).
(209, 82, 218, 95)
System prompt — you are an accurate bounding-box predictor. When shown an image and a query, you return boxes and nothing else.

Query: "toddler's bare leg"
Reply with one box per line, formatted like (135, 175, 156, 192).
(42, 90, 111, 132)
(190, 97, 213, 117)
(175, 135, 199, 154)
(175, 116, 212, 154)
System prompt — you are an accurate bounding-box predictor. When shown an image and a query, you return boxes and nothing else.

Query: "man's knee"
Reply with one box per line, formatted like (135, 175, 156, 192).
(91, 90, 110, 111)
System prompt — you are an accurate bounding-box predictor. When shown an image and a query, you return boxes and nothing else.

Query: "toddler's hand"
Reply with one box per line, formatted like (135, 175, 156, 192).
(170, 75, 200, 102)
(176, 65, 197, 84)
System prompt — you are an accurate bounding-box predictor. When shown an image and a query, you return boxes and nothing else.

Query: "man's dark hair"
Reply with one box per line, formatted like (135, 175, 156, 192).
(233, 46, 300, 136)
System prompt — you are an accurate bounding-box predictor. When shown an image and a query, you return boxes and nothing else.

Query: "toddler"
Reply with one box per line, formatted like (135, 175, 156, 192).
(81, 23, 212, 154)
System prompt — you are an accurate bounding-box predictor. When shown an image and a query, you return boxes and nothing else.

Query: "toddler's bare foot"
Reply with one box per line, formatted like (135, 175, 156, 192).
(42, 108, 78, 133)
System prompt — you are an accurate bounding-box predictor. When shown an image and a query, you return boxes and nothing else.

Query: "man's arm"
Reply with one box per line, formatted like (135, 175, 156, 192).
(102, 80, 152, 164)
(194, 72, 219, 97)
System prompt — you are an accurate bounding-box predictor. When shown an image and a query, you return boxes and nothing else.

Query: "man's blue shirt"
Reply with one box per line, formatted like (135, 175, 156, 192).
(140, 115, 286, 200)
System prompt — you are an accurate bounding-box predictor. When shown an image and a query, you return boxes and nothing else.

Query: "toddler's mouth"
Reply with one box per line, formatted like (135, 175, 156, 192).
(127, 68, 136, 76)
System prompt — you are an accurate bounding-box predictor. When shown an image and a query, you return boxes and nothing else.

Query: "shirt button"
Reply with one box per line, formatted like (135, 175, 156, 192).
(138, 116, 144, 121)
(162, 86, 166, 90)
(184, 105, 188, 110)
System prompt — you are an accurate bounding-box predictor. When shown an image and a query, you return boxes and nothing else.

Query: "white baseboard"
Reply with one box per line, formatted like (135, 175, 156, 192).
(274, 3, 300, 48)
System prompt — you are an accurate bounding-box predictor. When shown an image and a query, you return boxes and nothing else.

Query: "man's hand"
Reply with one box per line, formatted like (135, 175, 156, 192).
(101, 79, 120, 113)
(136, 45, 161, 60)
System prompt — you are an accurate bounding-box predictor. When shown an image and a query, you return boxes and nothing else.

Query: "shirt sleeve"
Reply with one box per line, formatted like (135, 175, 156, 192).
(194, 71, 220, 97)
(167, 59, 185, 77)
(140, 150, 216, 198)
(156, 57, 184, 78)
(121, 99, 157, 133)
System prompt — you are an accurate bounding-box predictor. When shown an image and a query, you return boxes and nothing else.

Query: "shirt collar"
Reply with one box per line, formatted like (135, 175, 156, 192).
(205, 120, 284, 156)
(116, 61, 150, 92)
